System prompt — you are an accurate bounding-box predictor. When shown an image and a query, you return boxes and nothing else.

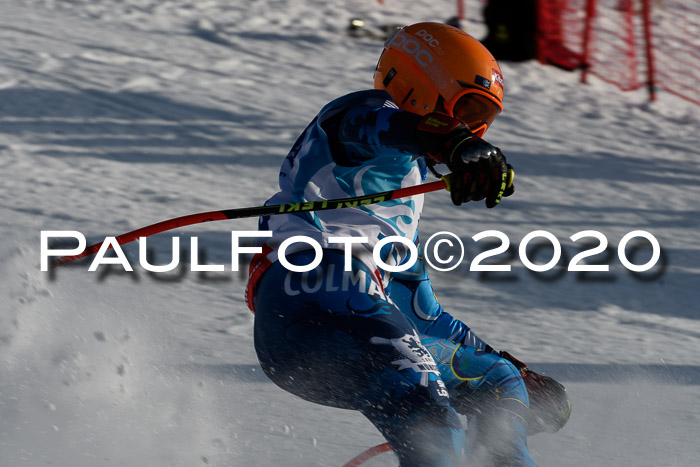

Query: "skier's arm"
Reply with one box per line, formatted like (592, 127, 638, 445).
(388, 244, 497, 353)
(327, 101, 515, 208)
(339, 103, 423, 156)
(321, 97, 424, 165)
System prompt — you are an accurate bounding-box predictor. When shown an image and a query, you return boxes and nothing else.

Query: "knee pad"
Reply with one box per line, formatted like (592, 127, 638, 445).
(424, 339, 526, 395)
(423, 339, 529, 418)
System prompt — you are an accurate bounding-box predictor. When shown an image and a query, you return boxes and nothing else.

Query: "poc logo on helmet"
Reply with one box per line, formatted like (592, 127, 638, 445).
(415, 29, 440, 48)
(389, 31, 434, 68)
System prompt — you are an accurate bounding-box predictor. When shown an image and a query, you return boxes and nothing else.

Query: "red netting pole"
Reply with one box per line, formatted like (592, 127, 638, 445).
(456, 0, 465, 20)
(536, 0, 550, 64)
(624, 0, 638, 90)
(641, 0, 657, 101)
(580, 0, 598, 84)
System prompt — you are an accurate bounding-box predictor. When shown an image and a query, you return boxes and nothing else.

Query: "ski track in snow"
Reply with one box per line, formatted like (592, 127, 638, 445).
(1, 0, 699, 466)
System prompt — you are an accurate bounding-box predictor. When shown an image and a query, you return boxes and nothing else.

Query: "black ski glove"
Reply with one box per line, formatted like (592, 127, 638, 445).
(417, 113, 514, 207)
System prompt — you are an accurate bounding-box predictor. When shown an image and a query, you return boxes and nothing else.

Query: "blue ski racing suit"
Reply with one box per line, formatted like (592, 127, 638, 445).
(247, 90, 535, 466)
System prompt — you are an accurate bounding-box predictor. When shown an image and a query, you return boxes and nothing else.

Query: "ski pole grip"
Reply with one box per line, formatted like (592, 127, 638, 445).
(441, 173, 453, 192)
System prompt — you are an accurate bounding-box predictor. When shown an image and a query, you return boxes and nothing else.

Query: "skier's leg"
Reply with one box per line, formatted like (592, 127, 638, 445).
(354, 329, 466, 467)
(423, 338, 536, 467)
(253, 251, 467, 466)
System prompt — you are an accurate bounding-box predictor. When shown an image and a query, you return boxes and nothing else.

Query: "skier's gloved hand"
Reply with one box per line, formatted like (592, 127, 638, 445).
(445, 144, 513, 208)
(416, 113, 514, 207)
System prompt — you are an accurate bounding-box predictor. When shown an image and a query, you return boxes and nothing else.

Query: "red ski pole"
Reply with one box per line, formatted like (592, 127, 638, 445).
(343, 443, 392, 467)
(53, 178, 449, 267)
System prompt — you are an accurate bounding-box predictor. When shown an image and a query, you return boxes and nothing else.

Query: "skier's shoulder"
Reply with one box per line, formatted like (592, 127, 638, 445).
(318, 89, 396, 121)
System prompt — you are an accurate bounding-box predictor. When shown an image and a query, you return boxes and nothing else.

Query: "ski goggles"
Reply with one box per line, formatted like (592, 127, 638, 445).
(444, 87, 502, 138)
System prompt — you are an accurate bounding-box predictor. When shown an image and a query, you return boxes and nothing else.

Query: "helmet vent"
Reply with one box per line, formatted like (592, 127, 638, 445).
(400, 87, 414, 106)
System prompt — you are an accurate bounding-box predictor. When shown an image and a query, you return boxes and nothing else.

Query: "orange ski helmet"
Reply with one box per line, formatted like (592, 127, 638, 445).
(374, 22, 504, 137)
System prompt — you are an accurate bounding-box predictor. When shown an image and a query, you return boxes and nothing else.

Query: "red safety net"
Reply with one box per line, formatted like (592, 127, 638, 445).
(537, 0, 587, 71)
(536, 0, 699, 104)
(584, 0, 642, 91)
(649, 0, 700, 105)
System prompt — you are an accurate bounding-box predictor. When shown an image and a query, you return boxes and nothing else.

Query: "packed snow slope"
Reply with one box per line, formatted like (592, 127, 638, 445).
(1, 0, 699, 466)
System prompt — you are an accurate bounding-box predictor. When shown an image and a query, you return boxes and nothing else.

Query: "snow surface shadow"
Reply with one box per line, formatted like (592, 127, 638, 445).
(493, 200, 700, 231)
(187, 362, 700, 386)
(529, 363, 700, 386)
(190, 19, 326, 50)
(47, 232, 255, 283)
(0, 88, 287, 166)
(0, 88, 240, 120)
(183, 363, 270, 383)
(513, 150, 700, 187)
(35, 148, 282, 166)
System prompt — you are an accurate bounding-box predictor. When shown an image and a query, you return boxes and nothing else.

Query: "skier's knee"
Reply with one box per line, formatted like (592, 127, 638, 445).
(484, 356, 526, 391)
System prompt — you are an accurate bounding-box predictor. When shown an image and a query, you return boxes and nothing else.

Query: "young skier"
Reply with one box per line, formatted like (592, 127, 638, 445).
(246, 22, 570, 466)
